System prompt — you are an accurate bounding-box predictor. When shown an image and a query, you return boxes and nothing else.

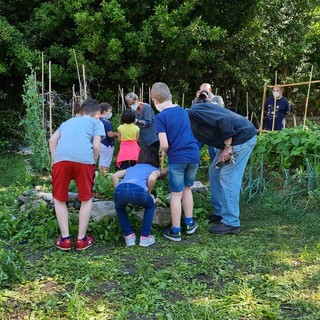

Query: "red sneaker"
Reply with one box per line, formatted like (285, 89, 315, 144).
(55, 236, 72, 251)
(76, 235, 94, 251)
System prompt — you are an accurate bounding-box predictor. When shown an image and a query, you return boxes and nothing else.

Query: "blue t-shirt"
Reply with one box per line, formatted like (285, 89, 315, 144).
(100, 117, 114, 147)
(155, 106, 200, 164)
(118, 163, 160, 191)
(53, 116, 105, 164)
(264, 96, 290, 130)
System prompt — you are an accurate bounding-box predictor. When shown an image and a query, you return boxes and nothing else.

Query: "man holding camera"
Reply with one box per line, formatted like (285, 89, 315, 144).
(192, 83, 225, 162)
(192, 83, 224, 106)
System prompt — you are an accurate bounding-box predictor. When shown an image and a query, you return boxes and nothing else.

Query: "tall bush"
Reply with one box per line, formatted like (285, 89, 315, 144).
(21, 71, 50, 172)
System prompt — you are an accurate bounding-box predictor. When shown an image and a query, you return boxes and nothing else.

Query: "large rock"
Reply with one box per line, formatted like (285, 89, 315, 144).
(135, 206, 171, 227)
(90, 201, 117, 222)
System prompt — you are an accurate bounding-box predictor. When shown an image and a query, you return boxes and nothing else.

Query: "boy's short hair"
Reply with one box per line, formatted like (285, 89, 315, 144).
(100, 102, 113, 113)
(151, 82, 172, 103)
(137, 146, 160, 168)
(81, 98, 101, 116)
(74, 98, 83, 115)
(121, 109, 136, 124)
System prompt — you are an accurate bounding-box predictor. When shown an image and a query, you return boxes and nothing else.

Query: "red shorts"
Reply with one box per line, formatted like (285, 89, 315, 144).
(52, 161, 95, 201)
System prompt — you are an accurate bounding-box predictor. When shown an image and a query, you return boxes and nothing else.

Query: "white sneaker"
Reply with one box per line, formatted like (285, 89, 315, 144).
(125, 233, 136, 247)
(139, 235, 155, 247)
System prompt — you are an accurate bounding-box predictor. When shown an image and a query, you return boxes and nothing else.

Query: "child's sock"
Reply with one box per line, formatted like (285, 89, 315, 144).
(171, 226, 181, 234)
(184, 217, 194, 227)
(61, 235, 71, 241)
(78, 235, 87, 241)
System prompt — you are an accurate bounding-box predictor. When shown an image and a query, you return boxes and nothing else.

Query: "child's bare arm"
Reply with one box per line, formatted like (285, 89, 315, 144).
(107, 131, 118, 138)
(93, 135, 102, 162)
(112, 170, 126, 187)
(49, 130, 61, 162)
(147, 170, 161, 192)
(158, 132, 169, 153)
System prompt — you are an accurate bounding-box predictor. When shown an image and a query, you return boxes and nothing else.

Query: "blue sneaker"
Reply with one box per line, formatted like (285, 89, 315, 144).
(162, 228, 182, 242)
(185, 218, 198, 235)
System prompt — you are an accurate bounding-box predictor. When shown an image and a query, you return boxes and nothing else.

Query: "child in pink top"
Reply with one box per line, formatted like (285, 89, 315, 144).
(116, 109, 140, 169)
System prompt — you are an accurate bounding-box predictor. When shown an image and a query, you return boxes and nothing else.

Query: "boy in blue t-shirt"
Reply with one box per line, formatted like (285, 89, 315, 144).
(99, 102, 118, 175)
(50, 98, 105, 251)
(152, 82, 200, 242)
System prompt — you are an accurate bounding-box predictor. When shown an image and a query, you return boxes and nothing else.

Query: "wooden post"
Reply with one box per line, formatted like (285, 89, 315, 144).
(48, 61, 52, 137)
(72, 85, 75, 116)
(41, 52, 45, 128)
(272, 71, 278, 131)
(82, 64, 87, 99)
(303, 65, 314, 130)
(259, 82, 267, 131)
(182, 93, 185, 108)
(246, 91, 249, 118)
(266, 79, 320, 88)
(160, 151, 165, 171)
(121, 88, 125, 111)
(141, 82, 144, 102)
(73, 49, 82, 97)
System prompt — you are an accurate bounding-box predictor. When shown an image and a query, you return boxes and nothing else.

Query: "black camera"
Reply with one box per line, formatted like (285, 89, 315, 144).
(198, 90, 209, 101)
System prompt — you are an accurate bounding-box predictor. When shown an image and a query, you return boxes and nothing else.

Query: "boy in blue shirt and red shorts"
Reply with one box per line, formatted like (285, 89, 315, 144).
(49, 98, 105, 251)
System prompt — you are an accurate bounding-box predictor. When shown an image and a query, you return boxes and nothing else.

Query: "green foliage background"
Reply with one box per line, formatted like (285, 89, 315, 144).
(0, 0, 319, 118)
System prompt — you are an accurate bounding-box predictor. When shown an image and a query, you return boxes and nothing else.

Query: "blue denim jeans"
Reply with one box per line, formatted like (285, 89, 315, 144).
(114, 183, 155, 237)
(168, 163, 198, 192)
(209, 135, 256, 227)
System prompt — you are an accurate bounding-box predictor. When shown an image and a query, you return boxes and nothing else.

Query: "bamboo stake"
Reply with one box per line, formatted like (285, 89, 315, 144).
(160, 151, 165, 171)
(259, 82, 267, 132)
(141, 82, 144, 102)
(48, 61, 52, 137)
(73, 49, 82, 97)
(133, 85, 135, 93)
(266, 79, 320, 88)
(246, 91, 249, 118)
(303, 65, 314, 130)
(250, 112, 254, 123)
(182, 92, 185, 108)
(215, 88, 218, 95)
(82, 64, 87, 99)
(149, 87, 151, 106)
(121, 88, 125, 111)
(293, 114, 297, 127)
(272, 71, 278, 131)
(72, 85, 75, 116)
(139, 87, 142, 101)
(41, 52, 45, 128)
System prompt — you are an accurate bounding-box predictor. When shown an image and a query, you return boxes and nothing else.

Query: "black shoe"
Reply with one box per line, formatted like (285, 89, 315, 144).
(206, 214, 222, 223)
(209, 222, 240, 235)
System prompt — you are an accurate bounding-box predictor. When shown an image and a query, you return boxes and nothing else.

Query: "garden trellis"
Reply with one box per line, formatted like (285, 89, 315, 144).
(259, 68, 320, 132)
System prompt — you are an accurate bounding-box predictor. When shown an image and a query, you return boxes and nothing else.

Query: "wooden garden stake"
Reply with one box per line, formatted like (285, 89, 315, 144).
(266, 79, 320, 88)
(182, 92, 185, 108)
(48, 61, 53, 137)
(303, 65, 314, 130)
(259, 82, 267, 132)
(82, 64, 87, 99)
(246, 91, 249, 118)
(41, 52, 45, 128)
(72, 85, 75, 116)
(160, 151, 165, 171)
(272, 71, 278, 131)
(215, 88, 218, 95)
(149, 87, 151, 106)
(141, 82, 144, 102)
(121, 88, 125, 111)
(73, 49, 82, 97)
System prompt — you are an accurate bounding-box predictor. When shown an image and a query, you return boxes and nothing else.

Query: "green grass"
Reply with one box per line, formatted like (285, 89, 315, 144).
(0, 153, 30, 187)
(1, 155, 320, 319)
